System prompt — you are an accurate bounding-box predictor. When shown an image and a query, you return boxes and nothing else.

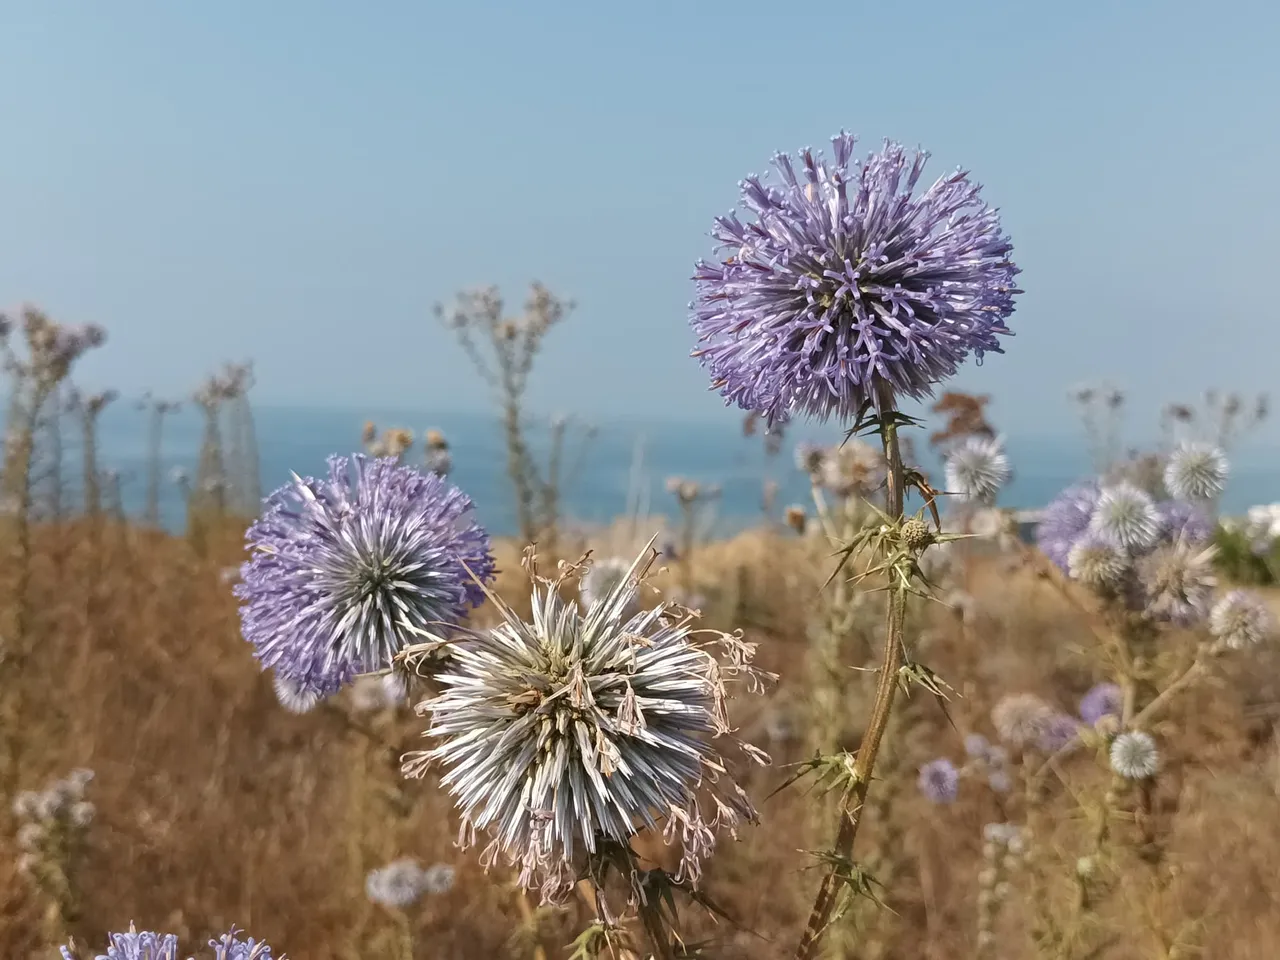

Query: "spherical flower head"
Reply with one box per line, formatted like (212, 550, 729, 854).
(944, 436, 1011, 504)
(690, 132, 1021, 424)
(917, 758, 959, 804)
(410, 543, 769, 903)
(1164, 442, 1228, 502)
(1066, 534, 1130, 590)
(794, 441, 827, 476)
(1155, 499, 1213, 546)
(963, 733, 991, 759)
(991, 693, 1053, 747)
(1139, 541, 1217, 625)
(12, 789, 42, 819)
(987, 768, 1012, 793)
(208, 930, 276, 960)
(272, 673, 323, 714)
(17, 821, 45, 850)
(1088, 483, 1160, 552)
(1036, 483, 1100, 571)
(68, 800, 95, 827)
(348, 672, 409, 713)
(421, 862, 456, 894)
(1078, 682, 1122, 726)
(1035, 713, 1080, 753)
(580, 556, 636, 613)
(1209, 589, 1273, 650)
(1109, 730, 1159, 780)
(818, 440, 884, 499)
(235, 455, 495, 696)
(365, 858, 428, 908)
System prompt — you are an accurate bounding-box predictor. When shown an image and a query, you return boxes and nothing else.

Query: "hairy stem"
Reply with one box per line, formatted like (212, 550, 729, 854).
(795, 383, 908, 960)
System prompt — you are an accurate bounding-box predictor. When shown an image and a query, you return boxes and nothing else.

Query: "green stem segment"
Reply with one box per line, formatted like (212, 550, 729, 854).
(794, 382, 909, 959)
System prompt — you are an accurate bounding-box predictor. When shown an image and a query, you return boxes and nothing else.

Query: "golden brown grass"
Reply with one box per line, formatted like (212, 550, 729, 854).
(3, 516, 1280, 959)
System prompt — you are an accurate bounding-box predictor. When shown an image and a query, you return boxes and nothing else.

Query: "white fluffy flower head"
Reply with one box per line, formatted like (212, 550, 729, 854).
(1163, 442, 1228, 502)
(945, 435, 1011, 504)
(404, 540, 770, 904)
(1209, 590, 1272, 650)
(1110, 730, 1159, 780)
(1089, 483, 1160, 551)
(1067, 534, 1130, 589)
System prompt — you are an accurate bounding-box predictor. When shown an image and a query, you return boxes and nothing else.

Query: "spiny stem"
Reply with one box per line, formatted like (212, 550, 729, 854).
(794, 381, 908, 960)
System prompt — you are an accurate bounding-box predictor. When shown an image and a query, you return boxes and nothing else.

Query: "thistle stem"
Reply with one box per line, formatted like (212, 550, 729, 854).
(794, 382, 908, 960)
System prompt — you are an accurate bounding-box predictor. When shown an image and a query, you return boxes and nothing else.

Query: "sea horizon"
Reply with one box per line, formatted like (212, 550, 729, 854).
(47, 401, 1279, 537)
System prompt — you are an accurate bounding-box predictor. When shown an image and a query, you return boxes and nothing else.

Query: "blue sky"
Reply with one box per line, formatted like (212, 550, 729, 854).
(1, 1, 1277, 440)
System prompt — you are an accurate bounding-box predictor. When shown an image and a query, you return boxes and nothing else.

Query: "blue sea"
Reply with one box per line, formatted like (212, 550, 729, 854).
(76, 403, 1280, 536)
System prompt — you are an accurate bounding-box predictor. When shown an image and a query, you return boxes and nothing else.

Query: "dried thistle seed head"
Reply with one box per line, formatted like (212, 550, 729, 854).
(235, 455, 495, 697)
(1164, 442, 1228, 502)
(1139, 541, 1217, 625)
(1078, 683, 1123, 726)
(944, 435, 1011, 504)
(793, 441, 827, 476)
(409, 542, 769, 905)
(991, 693, 1053, 747)
(818, 440, 885, 499)
(1066, 534, 1130, 589)
(16, 822, 44, 850)
(361, 421, 377, 446)
(901, 517, 934, 551)
(1209, 590, 1273, 649)
(421, 863, 456, 894)
(784, 505, 807, 533)
(12, 790, 41, 819)
(365, 858, 428, 908)
(68, 801, 95, 828)
(917, 758, 959, 804)
(1110, 730, 1159, 780)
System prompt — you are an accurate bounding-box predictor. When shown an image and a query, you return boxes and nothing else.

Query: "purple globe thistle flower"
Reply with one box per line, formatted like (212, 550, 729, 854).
(1078, 682, 1122, 725)
(64, 926, 276, 960)
(405, 543, 768, 904)
(1209, 590, 1273, 649)
(945, 436, 1011, 504)
(1089, 483, 1160, 552)
(1139, 541, 1217, 626)
(1155, 499, 1213, 546)
(964, 732, 992, 759)
(1036, 483, 1100, 571)
(917, 758, 959, 804)
(1035, 713, 1080, 753)
(235, 455, 495, 696)
(1164, 442, 1228, 502)
(690, 133, 1021, 424)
